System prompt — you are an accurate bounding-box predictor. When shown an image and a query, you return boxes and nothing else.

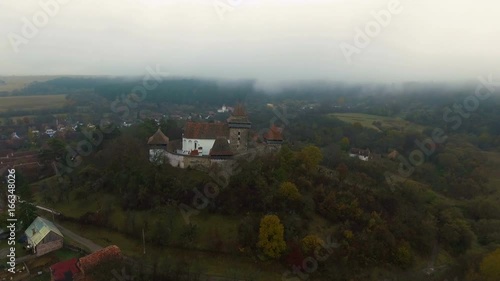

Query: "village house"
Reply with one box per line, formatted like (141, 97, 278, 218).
(349, 148, 371, 161)
(50, 245, 123, 281)
(25, 217, 64, 257)
(0, 150, 46, 180)
(45, 129, 57, 138)
(217, 104, 233, 113)
(263, 124, 284, 145)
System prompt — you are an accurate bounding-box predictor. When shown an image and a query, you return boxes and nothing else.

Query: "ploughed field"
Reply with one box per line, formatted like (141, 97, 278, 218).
(0, 95, 67, 112)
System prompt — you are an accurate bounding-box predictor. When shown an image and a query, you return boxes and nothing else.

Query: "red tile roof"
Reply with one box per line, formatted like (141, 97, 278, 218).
(264, 125, 283, 141)
(183, 122, 228, 139)
(50, 258, 80, 281)
(78, 245, 122, 274)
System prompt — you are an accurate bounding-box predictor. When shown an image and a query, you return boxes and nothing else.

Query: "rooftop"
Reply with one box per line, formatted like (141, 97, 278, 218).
(25, 217, 63, 247)
(184, 122, 228, 139)
(264, 125, 283, 141)
(50, 258, 80, 281)
(147, 128, 169, 145)
(350, 148, 371, 157)
(227, 104, 250, 125)
(78, 245, 122, 274)
(209, 137, 233, 157)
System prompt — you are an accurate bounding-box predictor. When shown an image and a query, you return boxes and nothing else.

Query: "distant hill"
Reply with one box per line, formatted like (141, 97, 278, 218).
(7, 76, 256, 106)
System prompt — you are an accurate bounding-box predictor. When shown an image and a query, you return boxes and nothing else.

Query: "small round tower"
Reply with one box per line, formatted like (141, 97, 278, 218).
(147, 128, 169, 163)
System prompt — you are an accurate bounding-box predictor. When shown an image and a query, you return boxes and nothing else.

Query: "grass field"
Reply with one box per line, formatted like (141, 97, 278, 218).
(0, 94, 67, 113)
(329, 113, 425, 132)
(56, 219, 284, 281)
(0, 76, 61, 93)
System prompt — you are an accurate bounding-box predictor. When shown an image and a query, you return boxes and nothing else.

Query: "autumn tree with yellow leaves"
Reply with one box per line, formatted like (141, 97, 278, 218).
(279, 181, 302, 201)
(257, 215, 287, 258)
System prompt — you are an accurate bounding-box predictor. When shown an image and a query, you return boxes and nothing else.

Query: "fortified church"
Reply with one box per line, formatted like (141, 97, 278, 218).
(147, 104, 283, 168)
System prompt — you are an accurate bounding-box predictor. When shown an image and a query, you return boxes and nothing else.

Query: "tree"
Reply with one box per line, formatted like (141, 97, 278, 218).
(340, 137, 350, 151)
(297, 145, 323, 170)
(278, 182, 301, 201)
(301, 234, 324, 254)
(438, 210, 475, 255)
(480, 248, 500, 281)
(336, 163, 349, 183)
(18, 202, 38, 230)
(257, 215, 286, 258)
(393, 241, 414, 269)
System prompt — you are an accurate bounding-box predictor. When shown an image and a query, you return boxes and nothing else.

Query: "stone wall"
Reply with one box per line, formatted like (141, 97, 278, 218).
(165, 151, 212, 169)
(183, 154, 212, 168)
(165, 151, 185, 168)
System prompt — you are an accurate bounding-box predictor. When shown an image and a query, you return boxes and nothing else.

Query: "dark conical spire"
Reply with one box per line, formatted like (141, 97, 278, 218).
(232, 103, 247, 116)
(227, 103, 251, 126)
(147, 128, 169, 145)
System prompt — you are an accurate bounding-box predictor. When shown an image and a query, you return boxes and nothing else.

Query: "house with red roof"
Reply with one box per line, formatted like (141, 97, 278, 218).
(50, 245, 123, 281)
(263, 124, 284, 145)
(50, 258, 80, 281)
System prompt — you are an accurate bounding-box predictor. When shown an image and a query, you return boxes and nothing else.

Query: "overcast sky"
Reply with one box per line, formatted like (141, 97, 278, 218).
(1, 0, 499, 84)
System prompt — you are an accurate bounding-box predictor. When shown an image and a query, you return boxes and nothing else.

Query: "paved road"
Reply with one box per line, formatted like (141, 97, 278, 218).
(53, 222, 103, 253)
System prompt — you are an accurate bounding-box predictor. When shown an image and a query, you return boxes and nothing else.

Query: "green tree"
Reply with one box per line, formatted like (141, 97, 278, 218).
(18, 202, 38, 230)
(257, 215, 287, 258)
(298, 145, 323, 170)
(340, 137, 350, 151)
(336, 163, 349, 183)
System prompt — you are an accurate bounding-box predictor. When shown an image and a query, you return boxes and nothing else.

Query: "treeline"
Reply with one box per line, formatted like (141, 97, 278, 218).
(9, 76, 257, 107)
(10, 77, 129, 96)
(94, 78, 255, 106)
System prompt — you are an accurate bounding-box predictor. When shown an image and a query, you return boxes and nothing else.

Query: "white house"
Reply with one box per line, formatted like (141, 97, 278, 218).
(349, 148, 371, 161)
(217, 105, 229, 113)
(181, 122, 229, 156)
(45, 129, 56, 138)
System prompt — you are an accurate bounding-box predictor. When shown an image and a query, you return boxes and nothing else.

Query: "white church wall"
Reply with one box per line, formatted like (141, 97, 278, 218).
(182, 138, 216, 156)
